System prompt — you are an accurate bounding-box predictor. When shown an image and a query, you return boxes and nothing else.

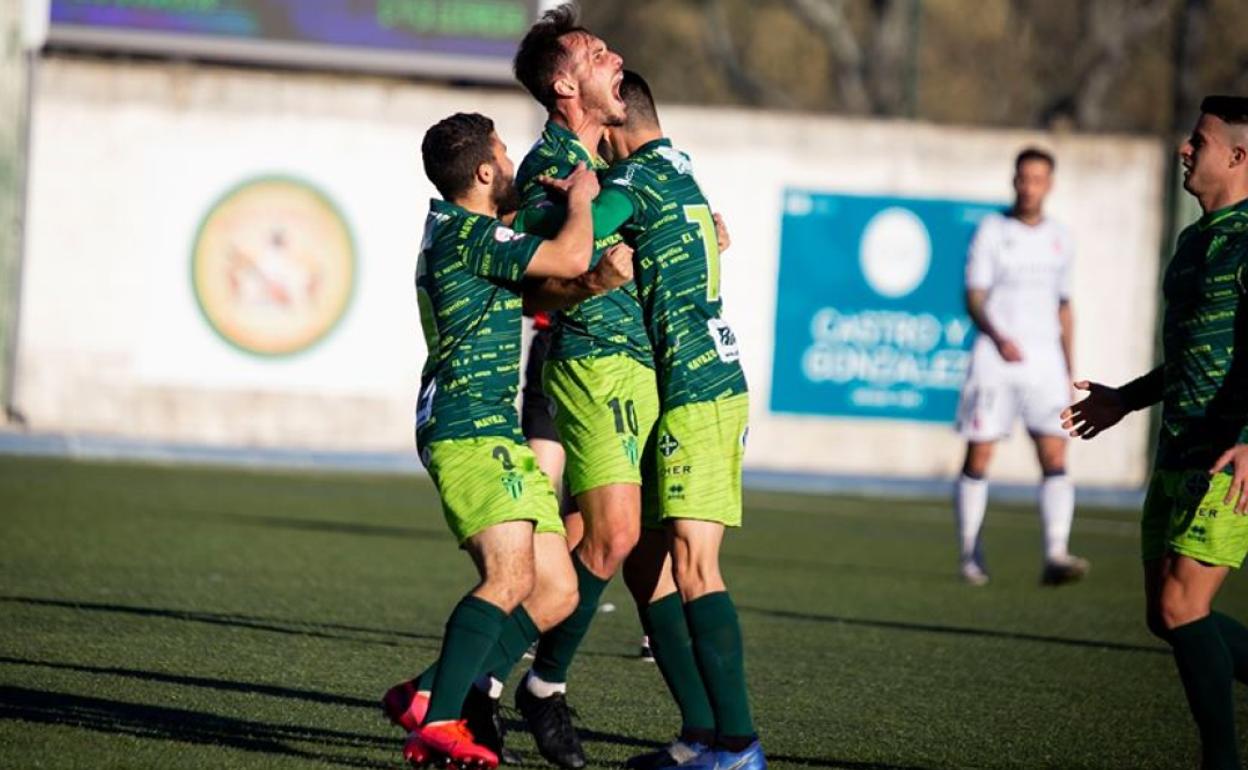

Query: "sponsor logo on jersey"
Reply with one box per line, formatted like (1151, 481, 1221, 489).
(658, 432, 681, 458)
(708, 318, 740, 363)
(191, 176, 355, 357)
(494, 225, 526, 243)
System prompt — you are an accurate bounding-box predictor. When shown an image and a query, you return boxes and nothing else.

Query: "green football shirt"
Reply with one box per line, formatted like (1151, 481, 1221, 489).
(512, 120, 652, 367)
(599, 138, 748, 408)
(415, 199, 542, 447)
(1156, 196, 1248, 470)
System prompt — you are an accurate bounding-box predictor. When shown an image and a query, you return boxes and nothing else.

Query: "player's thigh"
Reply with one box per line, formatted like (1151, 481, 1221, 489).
(654, 394, 748, 528)
(1157, 469, 1248, 570)
(1159, 554, 1232, 628)
(422, 437, 565, 545)
(527, 437, 565, 490)
(543, 354, 659, 496)
(577, 483, 642, 543)
(466, 519, 538, 587)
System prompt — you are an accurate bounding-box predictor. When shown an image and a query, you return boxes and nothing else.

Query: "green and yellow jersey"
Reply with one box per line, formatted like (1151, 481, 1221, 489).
(415, 198, 542, 447)
(512, 120, 651, 367)
(598, 138, 748, 409)
(1156, 197, 1248, 470)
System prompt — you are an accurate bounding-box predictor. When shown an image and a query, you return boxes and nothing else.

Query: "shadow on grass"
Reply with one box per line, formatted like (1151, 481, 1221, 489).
(0, 595, 440, 648)
(0, 685, 392, 768)
(0, 655, 375, 710)
(740, 606, 1168, 655)
(211, 511, 450, 541)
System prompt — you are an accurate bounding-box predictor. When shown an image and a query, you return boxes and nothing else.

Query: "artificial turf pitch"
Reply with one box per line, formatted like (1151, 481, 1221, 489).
(1, 456, 1246, 769)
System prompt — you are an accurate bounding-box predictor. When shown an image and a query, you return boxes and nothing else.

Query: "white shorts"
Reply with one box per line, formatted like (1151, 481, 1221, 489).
(955, 340, 1069, 442)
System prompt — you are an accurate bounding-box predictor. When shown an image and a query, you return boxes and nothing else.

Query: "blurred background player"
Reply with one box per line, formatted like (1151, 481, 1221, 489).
(1063, 94, 1248, 770)
(954, 148, 1089, 587)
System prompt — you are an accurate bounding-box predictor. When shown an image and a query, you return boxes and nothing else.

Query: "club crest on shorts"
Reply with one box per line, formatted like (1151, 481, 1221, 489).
(622, 435, 640, 466)
(658, 432, 680, 458)
(501, 470, 524, 501)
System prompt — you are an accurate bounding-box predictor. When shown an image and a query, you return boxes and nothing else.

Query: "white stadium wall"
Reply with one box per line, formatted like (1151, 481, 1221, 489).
(14, 55, 1165, 488)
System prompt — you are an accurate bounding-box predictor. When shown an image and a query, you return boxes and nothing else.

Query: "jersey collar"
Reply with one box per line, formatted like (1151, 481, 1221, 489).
(1198, 196, 1248, 231)
(543, 120, 607, 170)
(634, 137, 672, 155)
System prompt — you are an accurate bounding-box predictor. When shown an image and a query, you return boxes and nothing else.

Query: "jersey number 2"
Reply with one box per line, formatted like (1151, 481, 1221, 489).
(683, 204, 721, 302)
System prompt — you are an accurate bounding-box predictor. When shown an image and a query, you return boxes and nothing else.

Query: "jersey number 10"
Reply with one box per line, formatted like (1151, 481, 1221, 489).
(683, 204, 721, 303)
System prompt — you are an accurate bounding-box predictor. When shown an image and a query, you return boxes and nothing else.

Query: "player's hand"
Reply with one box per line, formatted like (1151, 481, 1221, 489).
(1061, 380, 1128, 440)
(714, 212, 731, 253)
(994, 336, 1023, 362)
(587, 243, 634, 294)
(1210, 446, 1248, 515)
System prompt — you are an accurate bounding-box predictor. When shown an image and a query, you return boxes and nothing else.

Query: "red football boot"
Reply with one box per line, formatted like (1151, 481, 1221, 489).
(382, 679, 430, 732)
(416, 719, 499, 768)
(403, 730, 434, 767)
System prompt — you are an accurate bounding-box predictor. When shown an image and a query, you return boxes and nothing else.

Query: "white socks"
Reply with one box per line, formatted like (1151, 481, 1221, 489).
(1040, 473, 1075, 562)
(955, 475, 989, 562)
(524, 670, 567, 698)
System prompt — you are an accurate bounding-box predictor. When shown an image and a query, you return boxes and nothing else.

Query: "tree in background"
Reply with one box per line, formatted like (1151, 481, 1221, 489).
(582, 0, 1248, 135)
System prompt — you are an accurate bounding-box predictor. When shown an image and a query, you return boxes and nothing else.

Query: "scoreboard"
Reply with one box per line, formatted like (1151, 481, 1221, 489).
(46, 0, 539, 83)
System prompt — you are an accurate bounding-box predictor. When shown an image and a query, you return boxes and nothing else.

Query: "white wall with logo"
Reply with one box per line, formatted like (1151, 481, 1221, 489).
(14, 55, 1165, 488)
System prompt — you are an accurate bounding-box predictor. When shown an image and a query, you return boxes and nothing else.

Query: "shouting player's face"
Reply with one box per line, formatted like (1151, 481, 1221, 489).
(1013, 158, 1052, 219)
(561, 32, 626, 127)
(1180, 113, 1246, 201)
(488, 134, 521, 215)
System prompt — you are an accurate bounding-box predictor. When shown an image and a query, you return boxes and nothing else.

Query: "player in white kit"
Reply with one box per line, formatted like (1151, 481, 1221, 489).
(954, 147, 1090, 587)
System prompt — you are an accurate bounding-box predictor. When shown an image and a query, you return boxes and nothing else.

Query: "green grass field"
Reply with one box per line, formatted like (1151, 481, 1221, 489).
(2, 455, 1246, 769)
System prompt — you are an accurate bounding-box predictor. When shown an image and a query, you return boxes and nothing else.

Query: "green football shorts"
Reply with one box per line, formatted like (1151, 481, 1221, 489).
(1141, 469, 1248, 568)
(543, 354, 659, 497)
(421, 437, 563, 545)
(642, 393, 749, 528)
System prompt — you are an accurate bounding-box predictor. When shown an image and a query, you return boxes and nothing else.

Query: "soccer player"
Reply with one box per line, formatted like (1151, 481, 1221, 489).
(599, 71, 764, 770)
(953, 147, 1090, 587)
(1062, 95, 1248, 770)
(503, 6, 654, 767)
(393, 112, 631, 768)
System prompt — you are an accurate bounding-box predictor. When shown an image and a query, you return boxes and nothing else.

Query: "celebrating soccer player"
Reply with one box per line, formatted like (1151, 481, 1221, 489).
(389, 113, 631, 768)
(953, 148, 1089, 587)
(599, 71, 764, 770)
(495, 6, 656, 767)
(1062, 95, 1248, 770)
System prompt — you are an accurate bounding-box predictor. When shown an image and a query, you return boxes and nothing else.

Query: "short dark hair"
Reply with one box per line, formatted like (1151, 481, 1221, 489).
(1015, 146, 1055, 172)
(1201, 95, 1248, 125)
(620, 70, 659, 128)
(513, 3, 587, 111)
(421, 113, 495, 200)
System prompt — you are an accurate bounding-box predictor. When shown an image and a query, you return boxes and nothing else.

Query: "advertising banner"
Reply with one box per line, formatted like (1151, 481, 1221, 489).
(772, 190, 1002, 423)
(47, 0, 538, 82)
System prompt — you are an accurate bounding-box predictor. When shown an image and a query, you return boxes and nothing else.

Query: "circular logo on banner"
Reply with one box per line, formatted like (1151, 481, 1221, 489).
(859, 206, 931, 298)
(191, 176, 355, 357)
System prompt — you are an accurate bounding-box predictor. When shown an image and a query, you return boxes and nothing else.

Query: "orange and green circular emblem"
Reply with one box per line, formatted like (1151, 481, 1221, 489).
(191, 176, 355, 357)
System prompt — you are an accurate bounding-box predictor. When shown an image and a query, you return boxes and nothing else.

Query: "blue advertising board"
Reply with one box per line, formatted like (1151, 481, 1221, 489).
(771, 190, 1002, 422)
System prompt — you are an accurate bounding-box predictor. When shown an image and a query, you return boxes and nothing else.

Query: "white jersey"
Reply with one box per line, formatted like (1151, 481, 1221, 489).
(965, 212, 1073, 350)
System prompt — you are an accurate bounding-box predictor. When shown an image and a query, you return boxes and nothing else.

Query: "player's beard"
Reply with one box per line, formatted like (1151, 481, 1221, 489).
(492, 167, 521, 216)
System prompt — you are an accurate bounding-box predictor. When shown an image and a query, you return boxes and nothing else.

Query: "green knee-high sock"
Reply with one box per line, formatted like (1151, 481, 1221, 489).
(424, 596, 507, 723)
(1169, 615, 1240, 770)
(684, 591, 755, 743)
(641, 592, 716, 741)
(413, 607, 541, 695)
(532, 553, 609, 684)
(1212, 612, 1248, 684)
(482, 605, 542, 683)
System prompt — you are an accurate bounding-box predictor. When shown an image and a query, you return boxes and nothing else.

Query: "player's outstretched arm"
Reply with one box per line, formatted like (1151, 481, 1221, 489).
(524, 163, 599, 279)
(523, 242, 634, 314)
(1060, 366, 1163, 440)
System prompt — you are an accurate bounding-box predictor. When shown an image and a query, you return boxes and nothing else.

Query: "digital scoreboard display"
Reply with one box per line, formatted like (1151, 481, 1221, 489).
(47, 0, 539, 82)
